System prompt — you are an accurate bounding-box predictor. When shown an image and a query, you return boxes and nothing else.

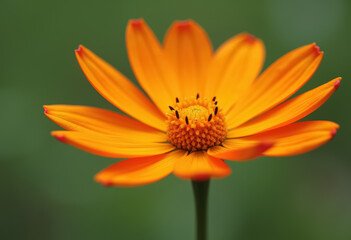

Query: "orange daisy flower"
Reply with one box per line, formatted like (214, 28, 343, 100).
(44, 19, 340, 187)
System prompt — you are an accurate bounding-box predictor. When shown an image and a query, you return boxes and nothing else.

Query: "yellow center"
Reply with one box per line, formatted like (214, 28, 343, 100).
(166, 96, 227, 151)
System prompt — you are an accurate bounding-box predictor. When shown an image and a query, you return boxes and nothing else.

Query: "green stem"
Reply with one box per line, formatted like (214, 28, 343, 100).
(192, 180, 210, 240)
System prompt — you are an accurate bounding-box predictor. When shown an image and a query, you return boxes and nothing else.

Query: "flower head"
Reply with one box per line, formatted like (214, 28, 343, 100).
(44, 19, 340, 187)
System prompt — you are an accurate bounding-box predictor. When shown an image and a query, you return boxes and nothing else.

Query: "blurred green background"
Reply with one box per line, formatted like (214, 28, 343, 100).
(1, 0, 350, 239)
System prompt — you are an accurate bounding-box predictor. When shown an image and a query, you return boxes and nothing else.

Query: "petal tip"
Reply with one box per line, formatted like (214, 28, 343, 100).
(76, 45, 83, 53)
(334, 79, 341, 90)
(177, 20, 191, 30)
(314, 45, 322, 55)
(244, 34, 257, 44)
(330, 129, 337, 139)
(43, 106, 48, 114)
(100, 181, 113, 187)
(130, 19, 143, 28)
(53, 133, 66, 143)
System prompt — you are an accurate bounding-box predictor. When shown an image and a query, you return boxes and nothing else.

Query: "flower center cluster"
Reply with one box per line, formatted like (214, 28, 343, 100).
(166, 95, 227, 152)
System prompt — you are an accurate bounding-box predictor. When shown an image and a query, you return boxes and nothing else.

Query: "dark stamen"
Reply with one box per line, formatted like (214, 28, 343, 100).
(176, 97, 179, 103)
(196, 93, 199, 99)
(212, 96, 216, 101)
(214, 101, 218, 105)
(175, 110, 179, 119)
(208, 114, 212, 121)
(185, 116, 189, 124)
(169, 106, 174, 111)
(214, 107, 218, 115)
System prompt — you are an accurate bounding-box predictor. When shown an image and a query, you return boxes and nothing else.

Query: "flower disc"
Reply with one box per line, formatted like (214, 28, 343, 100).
(166, 96, 227, 151)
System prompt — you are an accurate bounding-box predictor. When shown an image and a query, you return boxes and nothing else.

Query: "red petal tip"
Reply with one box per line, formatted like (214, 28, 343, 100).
(177, 20, 191, 30)
(330, 129, 337, 138)
(54, 134, 66, 143)
(130, 19, 142, 28)
(334, 79, 341, 89)
(75, 45, 82, 55)
(44, 107, 48, 114)
(314, 45, 321, 55)
(100, 181, 113, 187)
(244, 34, 256, 44)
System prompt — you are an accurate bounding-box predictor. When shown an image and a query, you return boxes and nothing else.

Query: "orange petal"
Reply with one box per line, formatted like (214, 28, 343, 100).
(75, 45, 166, 131)
(245, 121, 339, 156)
(226, 43, 323, 129)
(44, 105, 167, 142)
(164, 20, 212, 98)
(173, 151, 231, 180)
(228, 78, 341, 138)
(204, 33, 265, 110)
(126, 19, 180, 112)
(207, 139, 273, 161)
(95, 150, 186, 187)
(51, 131, 175, 158)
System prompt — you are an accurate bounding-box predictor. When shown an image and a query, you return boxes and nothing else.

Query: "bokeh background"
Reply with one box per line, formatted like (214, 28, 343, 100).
(1, 0, 351, 239)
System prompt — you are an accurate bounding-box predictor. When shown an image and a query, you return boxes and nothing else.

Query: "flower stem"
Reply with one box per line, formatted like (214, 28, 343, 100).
(192, 180, 210, 240)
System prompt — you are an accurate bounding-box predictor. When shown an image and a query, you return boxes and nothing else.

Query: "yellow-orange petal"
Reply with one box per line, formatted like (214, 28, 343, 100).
(51, 131, 175, 158)
(173, 151, 231, 180)
(245, 121, 339, 156)
(207, 139, 273, 161)
(75, 45, 166, 131)
(44, 105, 167, 142)
(94, 150, 186, 187)
(164, 20, 212, 98)
(204, 33, 265, 110)
(227, 78, 341, 138)
(226, 43, 323, 129)
(126, 19, 180, 112)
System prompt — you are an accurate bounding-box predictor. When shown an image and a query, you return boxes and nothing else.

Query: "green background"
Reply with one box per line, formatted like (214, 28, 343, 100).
(1, 0, 350, 239)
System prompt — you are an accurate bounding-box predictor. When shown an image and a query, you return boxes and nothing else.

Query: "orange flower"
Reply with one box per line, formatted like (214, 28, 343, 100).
(44, 19, 340, 187)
